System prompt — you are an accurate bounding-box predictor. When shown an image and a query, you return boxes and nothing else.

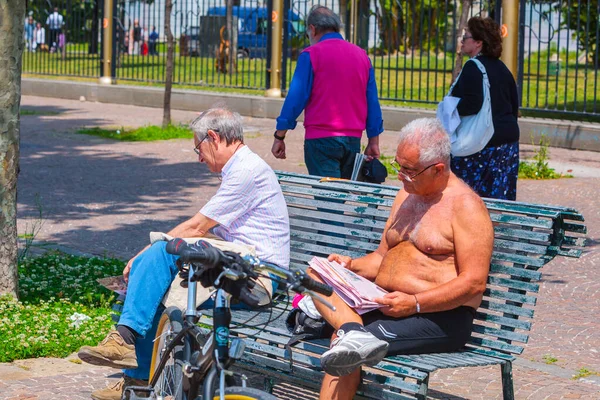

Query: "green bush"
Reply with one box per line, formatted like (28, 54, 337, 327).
(518, 135, 571, 180)
(0, 253, 126, 362)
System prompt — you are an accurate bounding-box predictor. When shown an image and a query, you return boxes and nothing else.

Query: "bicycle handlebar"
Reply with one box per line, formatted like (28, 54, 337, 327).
(165, 238, 335, 309)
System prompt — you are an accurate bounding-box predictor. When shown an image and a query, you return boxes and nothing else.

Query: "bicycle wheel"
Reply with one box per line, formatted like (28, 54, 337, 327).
(150, 307, 185, 400)
(213, 386, 279, 400)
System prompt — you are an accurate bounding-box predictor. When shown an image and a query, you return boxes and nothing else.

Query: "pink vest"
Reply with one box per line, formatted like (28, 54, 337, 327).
(303, 39, 372, 140)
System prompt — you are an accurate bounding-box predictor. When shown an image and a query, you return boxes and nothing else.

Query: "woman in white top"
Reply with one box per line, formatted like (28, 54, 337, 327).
(34, 23, 46, 51)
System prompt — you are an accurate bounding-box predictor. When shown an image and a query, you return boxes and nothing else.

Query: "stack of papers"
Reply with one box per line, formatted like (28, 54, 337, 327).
(350, 153, 367, 181)
(308, 257, 388, 314)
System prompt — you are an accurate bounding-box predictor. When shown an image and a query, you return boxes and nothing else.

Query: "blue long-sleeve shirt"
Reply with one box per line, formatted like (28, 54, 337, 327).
(276, 33, 384, 138)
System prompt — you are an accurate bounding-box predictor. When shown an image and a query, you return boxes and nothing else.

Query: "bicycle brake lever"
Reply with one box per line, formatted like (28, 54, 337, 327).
(214, 269, 246, 286)
(305, 290, 336, 311)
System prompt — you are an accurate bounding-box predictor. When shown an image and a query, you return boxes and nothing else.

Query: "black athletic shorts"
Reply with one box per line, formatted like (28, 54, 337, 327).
(362, 306, 476, 355)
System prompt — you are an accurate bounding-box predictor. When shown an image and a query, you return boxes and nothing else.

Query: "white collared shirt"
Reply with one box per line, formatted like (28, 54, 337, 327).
(200, 145, 290, 268)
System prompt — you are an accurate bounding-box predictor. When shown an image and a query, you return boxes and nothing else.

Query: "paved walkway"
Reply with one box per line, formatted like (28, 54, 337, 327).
(3, 96, 600, 399)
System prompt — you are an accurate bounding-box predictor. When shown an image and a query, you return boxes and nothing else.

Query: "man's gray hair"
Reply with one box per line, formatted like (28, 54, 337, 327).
(306, 5, 341, 34)
(397, 118, 451, 165)
(189, 108, 244, 145)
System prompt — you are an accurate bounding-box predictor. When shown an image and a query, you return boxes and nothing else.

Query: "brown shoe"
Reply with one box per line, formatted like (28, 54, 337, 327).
(78, 330, 138, 369)
(91, 375, 148, 400)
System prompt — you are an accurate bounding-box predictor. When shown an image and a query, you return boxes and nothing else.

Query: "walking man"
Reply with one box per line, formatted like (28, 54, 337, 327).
(271, 5, 383, 179)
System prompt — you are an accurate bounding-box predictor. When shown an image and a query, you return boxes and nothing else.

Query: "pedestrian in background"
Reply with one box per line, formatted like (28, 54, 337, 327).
(24, 15, 35, 51)
(148, 26, 159, 56)
(450, 17, 520, 200)
(271, 5, 383, 179)
(46, 7, 64, 53)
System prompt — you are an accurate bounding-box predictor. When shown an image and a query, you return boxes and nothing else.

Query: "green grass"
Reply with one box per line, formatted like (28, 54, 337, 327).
(22, 49, 600, 121)
(77, 124, 194, 141)
(20, 109, 60, 116)
(0, 253, 125, 362)
(572, 367, 600, 380)
(542, 354, 558, 364)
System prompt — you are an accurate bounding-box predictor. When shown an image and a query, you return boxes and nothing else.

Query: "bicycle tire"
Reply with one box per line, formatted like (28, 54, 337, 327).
(212, 386, 279, 400)
(150, 306, 185, 400)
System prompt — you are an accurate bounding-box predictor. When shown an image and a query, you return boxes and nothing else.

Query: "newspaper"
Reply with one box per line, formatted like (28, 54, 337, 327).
(308, 256, 388, 314)
(350, 153, 367, 181)
(97, 275, 128, 296)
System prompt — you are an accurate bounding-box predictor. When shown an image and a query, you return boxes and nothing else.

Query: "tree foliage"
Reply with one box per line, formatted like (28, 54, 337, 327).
(375, 0, 457, 54)
(554, 0, 599, 66)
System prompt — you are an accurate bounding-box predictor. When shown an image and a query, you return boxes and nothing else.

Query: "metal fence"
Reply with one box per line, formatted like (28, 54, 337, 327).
(22, 0, 599, 120)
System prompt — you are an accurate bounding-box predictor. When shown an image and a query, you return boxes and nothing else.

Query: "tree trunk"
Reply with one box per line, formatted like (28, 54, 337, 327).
(452, 0, 473, 82)
(0, 0, 26, 298)
(162, 0, 173, 129)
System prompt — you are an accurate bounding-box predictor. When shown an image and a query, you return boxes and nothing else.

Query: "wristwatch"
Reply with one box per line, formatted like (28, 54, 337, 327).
(273, 131, 286, 141)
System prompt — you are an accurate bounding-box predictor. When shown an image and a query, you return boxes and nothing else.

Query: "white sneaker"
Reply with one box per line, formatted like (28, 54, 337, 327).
(320, 329, 389, 376)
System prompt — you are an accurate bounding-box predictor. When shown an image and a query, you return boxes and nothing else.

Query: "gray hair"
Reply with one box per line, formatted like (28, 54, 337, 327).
(306, 5, 341, 34)
(189, 108, 244, 145)
(397, 118, 451, 165)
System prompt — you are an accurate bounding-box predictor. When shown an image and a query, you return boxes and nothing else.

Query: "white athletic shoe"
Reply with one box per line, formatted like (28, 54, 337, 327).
(320, 329, 389, 376)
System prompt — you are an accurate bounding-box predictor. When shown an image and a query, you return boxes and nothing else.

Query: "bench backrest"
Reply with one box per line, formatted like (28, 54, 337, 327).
(276, 171, 586, 356)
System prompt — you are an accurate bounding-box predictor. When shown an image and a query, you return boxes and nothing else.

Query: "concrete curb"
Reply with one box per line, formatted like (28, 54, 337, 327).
(22, 78, 600, 152)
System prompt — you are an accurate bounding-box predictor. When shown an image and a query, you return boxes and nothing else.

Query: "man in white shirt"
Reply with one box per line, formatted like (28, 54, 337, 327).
(45, 7, 64, 51)
(78, 108, 290, 400)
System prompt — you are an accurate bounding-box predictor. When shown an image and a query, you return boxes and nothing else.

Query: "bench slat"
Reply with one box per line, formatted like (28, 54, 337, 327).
(289, 216, 384, 240)
(284, 195, 391, 219)
(487, 276, 539, 293)
(471, 325, 529, 343)
(288, 209, 385, 229)
(493, 238, 552, 255)
(489, 264, 542, 280)
(469, 337, 524, 354)
(480, 300, 535, 318)
(484, 288, 537, 306)
(281, 184, 394, 207)
(475, 312, 532, 330)
(489, 213, 554, 229)
(493, 226, 551, 242)
(490, 252, 546, 267)
(291, 232, 380, 253)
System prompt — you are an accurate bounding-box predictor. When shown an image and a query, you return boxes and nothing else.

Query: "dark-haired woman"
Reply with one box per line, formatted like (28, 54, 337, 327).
(450, 17, 520, 200)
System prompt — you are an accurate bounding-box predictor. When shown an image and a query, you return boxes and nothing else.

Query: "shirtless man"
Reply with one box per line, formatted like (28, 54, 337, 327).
(308, 118, 494, 400)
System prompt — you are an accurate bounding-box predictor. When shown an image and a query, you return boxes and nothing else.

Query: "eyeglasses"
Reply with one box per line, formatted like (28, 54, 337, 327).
(462, 34, 473, 41)
(390, 161, 438, 182)
(193, 129, 219, 155)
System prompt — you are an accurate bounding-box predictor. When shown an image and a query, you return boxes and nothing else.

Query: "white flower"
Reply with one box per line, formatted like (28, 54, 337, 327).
(69, 312, 91, 328)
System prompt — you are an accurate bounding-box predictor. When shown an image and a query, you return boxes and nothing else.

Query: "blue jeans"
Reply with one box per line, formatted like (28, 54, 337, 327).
(120, 241, 179, 380)
(120, 241, 279, 380)
(304, 137, 361, 179)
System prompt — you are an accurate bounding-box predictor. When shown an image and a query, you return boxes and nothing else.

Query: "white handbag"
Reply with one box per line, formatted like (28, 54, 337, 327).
(437, 58, 495, 157)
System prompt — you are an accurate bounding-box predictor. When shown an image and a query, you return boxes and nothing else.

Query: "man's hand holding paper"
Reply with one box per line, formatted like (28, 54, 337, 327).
(308, 256, 388, 314)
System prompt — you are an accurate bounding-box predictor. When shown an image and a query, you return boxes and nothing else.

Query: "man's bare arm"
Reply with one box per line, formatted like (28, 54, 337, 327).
(375, 193, 493, 316)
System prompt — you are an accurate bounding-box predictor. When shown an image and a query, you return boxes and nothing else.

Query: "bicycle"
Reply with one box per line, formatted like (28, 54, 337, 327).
(124, 238, 334, 400)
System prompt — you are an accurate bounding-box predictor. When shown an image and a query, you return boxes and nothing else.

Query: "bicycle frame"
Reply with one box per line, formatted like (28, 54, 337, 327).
(149, 262, 249, 400)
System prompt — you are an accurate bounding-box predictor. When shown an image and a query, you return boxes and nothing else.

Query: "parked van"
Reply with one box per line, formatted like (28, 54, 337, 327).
(206, 6, 305, 58)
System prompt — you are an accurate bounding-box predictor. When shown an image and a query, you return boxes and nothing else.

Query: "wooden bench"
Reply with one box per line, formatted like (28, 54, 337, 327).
(199, 171, 586, 400)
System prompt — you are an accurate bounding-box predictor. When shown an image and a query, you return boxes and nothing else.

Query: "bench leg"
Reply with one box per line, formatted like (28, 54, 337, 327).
(416, 374, 429, 400)
(501, 361, 515, 400)
(263, 377, 275, 394)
